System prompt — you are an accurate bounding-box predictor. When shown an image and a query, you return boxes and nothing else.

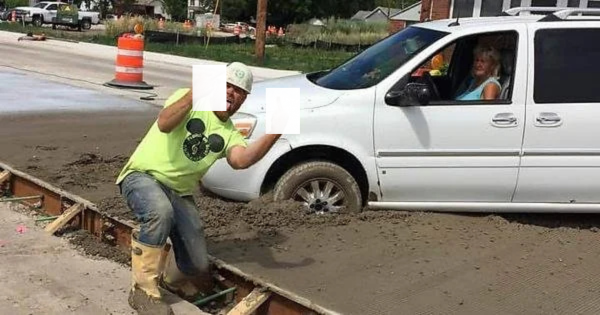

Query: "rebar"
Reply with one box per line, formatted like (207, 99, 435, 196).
(0, 195, 42, 203)
(193, 286, 237, 307)
(35, 216, 59, 222)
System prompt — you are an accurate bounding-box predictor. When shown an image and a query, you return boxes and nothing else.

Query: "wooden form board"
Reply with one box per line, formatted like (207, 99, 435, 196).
(45, 203, 84, 234)
(227, 287, 272, 315)
(0, 170, 10, 185)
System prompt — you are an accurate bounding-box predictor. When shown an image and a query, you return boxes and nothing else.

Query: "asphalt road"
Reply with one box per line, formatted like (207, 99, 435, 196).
(0, 30, 296, 108)
(0, 39, 183, 107)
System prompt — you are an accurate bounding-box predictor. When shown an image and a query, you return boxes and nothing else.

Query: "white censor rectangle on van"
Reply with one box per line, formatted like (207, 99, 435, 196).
(266, 88, 300, 134)
(193, 65, 226, 111)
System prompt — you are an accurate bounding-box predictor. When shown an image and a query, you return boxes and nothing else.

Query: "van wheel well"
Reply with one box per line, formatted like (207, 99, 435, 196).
(261, 145, 369, 206)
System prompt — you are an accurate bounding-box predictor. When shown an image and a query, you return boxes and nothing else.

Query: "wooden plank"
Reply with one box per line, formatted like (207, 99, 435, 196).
(227, 287, 271, 315)
(0, 170, 10, 185)
(45, 203, 84, 234)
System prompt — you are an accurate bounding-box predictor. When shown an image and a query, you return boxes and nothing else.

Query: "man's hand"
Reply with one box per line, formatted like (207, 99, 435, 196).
(157, 89, 193, 133)
(227, 133, 281, 169)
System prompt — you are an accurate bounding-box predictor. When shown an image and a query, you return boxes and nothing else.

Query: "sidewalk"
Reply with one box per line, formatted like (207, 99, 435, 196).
(0, 202, 134, 315)
(0, 202, 206, 315)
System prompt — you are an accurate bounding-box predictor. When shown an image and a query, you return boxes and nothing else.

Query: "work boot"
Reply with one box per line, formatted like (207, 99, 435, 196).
(129, 234, 174, 315)
(159, 249, 214, 303)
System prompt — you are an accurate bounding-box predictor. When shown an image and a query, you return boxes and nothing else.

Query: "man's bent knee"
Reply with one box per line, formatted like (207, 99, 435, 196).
(121, 172, 175, 245)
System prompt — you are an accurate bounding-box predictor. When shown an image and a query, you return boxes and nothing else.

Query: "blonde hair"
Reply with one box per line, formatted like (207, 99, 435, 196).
(473, 45, 501, 78)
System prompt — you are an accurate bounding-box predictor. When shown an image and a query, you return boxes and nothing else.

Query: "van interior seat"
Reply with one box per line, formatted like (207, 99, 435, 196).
(498, 49, 515, 100)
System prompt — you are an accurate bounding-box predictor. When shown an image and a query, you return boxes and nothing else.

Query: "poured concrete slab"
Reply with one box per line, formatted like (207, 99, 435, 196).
(1, 69, 153, 114)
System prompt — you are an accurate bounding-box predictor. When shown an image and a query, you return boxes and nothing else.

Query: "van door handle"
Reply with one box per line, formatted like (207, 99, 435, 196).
(535, 112, 562, 127)
(491, 113, 518, 128)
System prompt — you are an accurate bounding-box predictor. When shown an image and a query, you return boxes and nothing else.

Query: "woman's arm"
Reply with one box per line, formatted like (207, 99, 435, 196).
(482, 82, 500, 100)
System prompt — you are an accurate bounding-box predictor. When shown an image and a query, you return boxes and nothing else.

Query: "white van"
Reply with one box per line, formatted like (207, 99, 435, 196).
(202, 7, 600, 214)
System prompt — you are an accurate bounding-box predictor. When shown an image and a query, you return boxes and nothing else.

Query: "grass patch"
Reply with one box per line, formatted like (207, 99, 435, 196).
(143, 42, 352, 73)
(0, 22, 356, 73)
(285, 18, 390, 46)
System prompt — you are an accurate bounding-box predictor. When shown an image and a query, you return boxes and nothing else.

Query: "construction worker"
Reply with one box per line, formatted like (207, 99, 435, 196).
(115, 62, 281, 314)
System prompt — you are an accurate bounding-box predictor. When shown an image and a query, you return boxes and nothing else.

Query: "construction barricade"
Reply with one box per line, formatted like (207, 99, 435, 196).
(105, 33, 153, 90)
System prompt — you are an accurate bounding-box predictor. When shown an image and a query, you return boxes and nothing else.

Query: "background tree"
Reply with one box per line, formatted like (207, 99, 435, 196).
(5, 0, 28, 8)
(160, 0, 187, 21)
(218, 0, 419, 26)
(220, 0, 250, 22)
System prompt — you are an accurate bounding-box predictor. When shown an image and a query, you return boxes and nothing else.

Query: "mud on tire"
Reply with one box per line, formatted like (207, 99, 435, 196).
(273, 161, 362, 213)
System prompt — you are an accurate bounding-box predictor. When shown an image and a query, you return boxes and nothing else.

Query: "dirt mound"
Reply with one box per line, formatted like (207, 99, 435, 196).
(96, 196, 135, 221)
(51, 153, 128, 191)
(92, 184, 414, 244)
(66, 153, 127, 166)
(62, 229, 131, 266)
(197, 191, 415, 242)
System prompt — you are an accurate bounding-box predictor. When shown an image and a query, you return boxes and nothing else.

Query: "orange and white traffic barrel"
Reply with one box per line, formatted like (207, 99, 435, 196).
(105, 33, 153, 90)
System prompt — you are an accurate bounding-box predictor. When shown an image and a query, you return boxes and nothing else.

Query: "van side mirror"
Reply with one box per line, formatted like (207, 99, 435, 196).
(385, 83, 431, 107)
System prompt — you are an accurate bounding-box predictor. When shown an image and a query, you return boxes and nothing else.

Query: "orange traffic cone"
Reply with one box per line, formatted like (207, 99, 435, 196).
(105, 34, 153, 90)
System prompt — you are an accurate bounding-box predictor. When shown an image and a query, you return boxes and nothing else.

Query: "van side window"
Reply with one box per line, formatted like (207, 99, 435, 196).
(534, 28, 600, 104)
(406, 31, 518, 105)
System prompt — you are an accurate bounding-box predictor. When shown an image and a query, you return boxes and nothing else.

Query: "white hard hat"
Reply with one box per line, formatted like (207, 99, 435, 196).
(226, 62, 253, 94)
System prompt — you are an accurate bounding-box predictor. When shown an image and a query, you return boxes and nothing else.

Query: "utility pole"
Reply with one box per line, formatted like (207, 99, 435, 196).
(255, 0, 267, 64)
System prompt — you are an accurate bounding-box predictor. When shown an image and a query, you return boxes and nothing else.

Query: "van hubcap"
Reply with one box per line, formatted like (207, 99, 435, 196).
(293, 179, 345, 214)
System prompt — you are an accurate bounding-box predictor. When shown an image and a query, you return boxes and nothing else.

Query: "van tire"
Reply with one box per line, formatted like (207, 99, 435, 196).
(273, 161, 362, 213)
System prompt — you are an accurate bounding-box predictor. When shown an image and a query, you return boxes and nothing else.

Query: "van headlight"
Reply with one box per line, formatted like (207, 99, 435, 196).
(232, 112, 257, 139)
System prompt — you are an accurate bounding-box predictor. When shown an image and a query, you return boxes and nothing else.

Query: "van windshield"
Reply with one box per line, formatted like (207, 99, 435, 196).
(308, 26, 448, 90)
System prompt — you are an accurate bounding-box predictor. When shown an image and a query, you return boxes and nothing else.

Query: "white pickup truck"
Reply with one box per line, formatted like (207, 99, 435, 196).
(16, 1, 99, 29)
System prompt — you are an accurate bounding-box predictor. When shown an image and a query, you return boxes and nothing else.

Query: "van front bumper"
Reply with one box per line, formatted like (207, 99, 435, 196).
(200, 139, 292, 202)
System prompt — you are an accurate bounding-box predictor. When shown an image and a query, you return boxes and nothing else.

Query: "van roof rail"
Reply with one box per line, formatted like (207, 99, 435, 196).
(538, 8, 600, 21)
(501, 7, 565, 16)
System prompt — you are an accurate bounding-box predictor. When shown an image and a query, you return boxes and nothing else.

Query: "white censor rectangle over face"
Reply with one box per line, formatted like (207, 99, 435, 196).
(192, 65, 226, 111)
(266, 88, 300, 134)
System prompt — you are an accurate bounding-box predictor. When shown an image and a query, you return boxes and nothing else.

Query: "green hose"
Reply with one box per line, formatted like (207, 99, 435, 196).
(35, 216, 59, 222)
(193, 286, 237, 307)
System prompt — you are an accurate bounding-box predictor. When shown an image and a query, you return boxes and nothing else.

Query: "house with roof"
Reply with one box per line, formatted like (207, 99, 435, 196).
(351, 6, 404, 22)
(389, 1, 422, 32)
(421, 0, 600, 22)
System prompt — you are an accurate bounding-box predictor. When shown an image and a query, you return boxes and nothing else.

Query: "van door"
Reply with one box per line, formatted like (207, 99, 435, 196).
(373, 26, 527, 202)
(513, 24, 600, 203)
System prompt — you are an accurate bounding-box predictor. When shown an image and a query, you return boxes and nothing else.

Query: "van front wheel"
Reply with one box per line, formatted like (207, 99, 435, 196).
(273, 161, 362, 214)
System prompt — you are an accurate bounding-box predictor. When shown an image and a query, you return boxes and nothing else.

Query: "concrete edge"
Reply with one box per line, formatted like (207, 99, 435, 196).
(159, 288, 211, 315)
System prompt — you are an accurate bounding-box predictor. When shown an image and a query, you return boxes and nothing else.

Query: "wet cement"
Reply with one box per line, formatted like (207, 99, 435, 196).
(4, 69, 600, 315)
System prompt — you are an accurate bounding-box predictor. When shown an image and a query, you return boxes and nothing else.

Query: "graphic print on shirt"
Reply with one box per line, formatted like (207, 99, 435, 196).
(182, 118, 225, 162)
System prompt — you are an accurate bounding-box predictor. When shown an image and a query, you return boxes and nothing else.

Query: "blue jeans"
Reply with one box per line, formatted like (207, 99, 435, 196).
(120, 171, 209, 276)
